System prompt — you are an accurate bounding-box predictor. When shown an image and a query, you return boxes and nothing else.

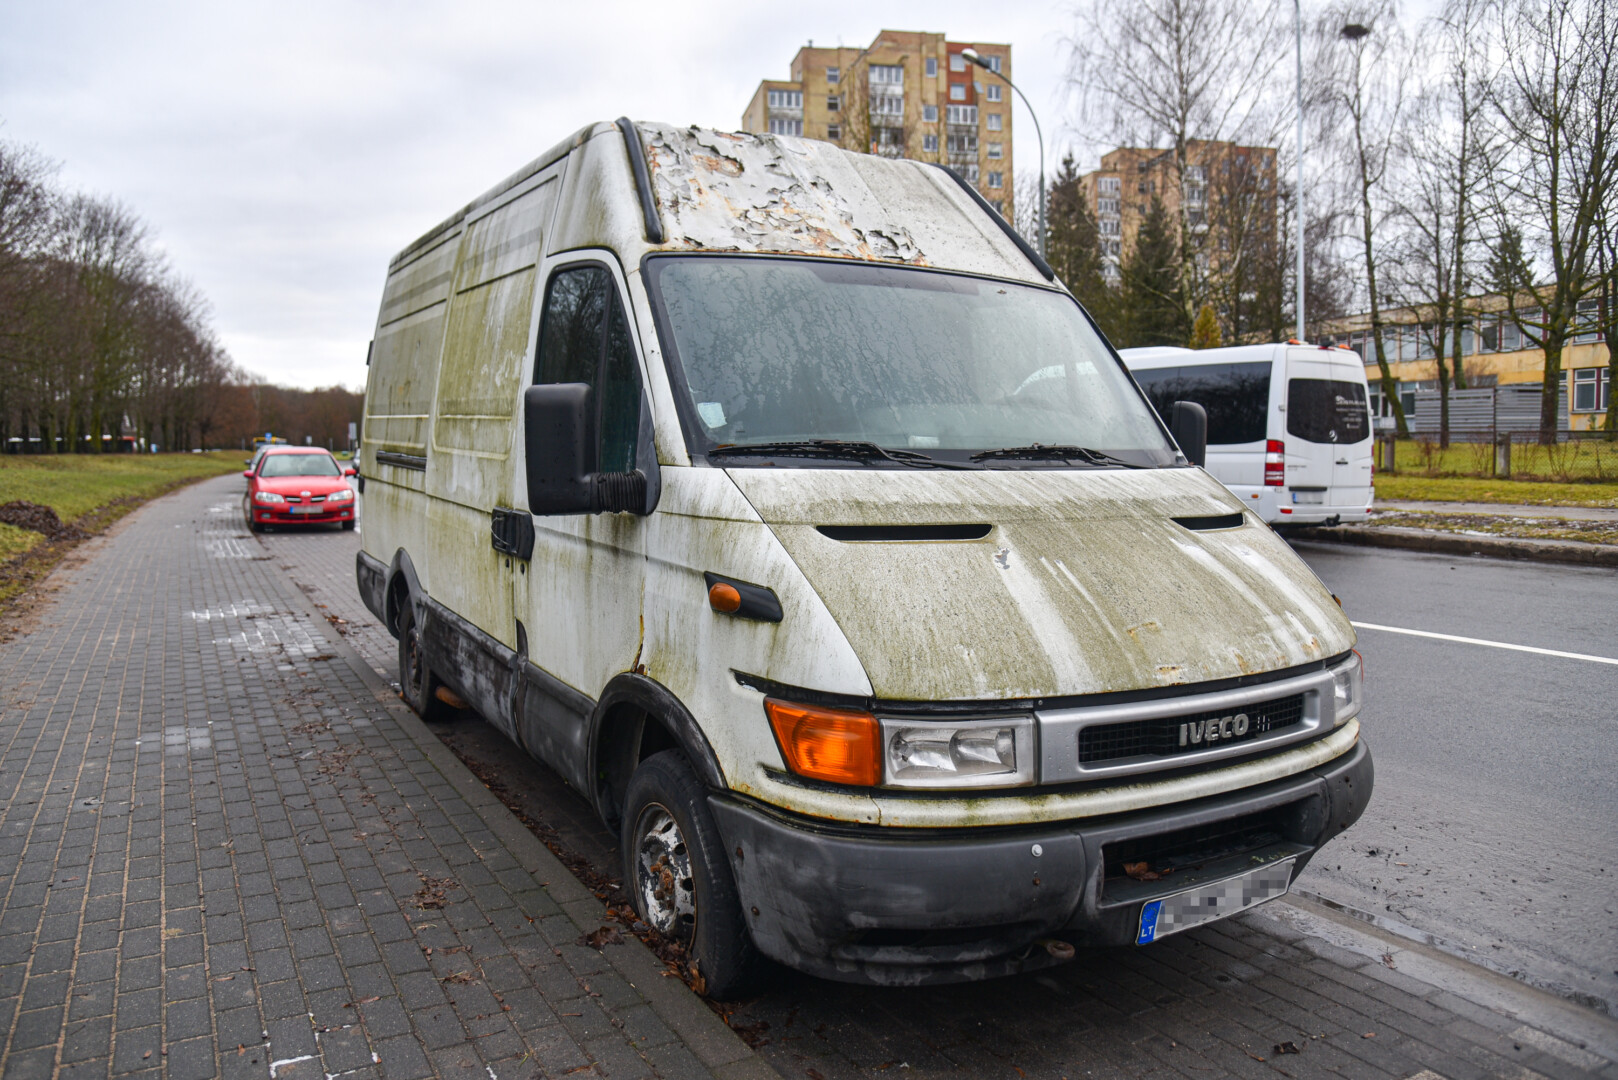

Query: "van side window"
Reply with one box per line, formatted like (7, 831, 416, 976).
(535, 264, 642, 475)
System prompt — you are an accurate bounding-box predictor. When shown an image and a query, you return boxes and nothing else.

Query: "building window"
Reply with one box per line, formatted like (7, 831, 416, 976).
(1138, 180, 1153, 194)
(945, 105, 977, 125)
(767, 118, 803, 136)
(987, 142, 1003, 159)
(1185, 165, 1206, 182)
(923, 104, 938, 122)
(827, 124, 841, 140)
(826, 67, 839, 84)
(926, 57, 938, 78)
(986, 84, 1002, 102)
(988, 171, 1003, 189)
(827, 95, 840, 111)
(870, 64, 904, 85)
(871, 94, 903, 116)
(1097, 197, 1118, 214)
(1573, 298, 1602, 343)
(986, 55, 1002, 73)
(963, 163, 979, 183)
(950, 53, 967, 72)
(1099, 219, 1121, 236)
(1099, 176, 1120, 195)
(992, 199, 1005, 215)
(986, 113, 1002, 131)
(1572, 368, 1610, 412)
(946, 133, 977, 153)
(767, 90, 802, 109)
(922, 133, 938, 152)
(949, 83, 966, 101)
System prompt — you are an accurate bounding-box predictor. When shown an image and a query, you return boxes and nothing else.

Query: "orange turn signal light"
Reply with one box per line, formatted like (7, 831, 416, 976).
(708, 582, 742, 613)
(764, 699, 880, 787)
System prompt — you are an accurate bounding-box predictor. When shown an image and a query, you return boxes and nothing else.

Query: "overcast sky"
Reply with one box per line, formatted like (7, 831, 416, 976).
(1, 0, 1089, 391)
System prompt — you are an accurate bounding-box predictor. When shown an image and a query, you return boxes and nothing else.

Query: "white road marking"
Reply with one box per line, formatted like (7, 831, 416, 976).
(1351, 621, 1618, 666)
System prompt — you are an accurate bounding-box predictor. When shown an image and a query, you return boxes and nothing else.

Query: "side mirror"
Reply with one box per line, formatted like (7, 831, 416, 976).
(1170, 401, 1208, 468)
(524, 383, 650, 515)
(344, 466, 357, 477)
(244, 459, 252, 466)
(242, 469, 254, 478)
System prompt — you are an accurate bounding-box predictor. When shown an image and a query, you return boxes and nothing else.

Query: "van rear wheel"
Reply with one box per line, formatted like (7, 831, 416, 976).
(621, 750, 768, 1000)
(397, 603, 456, 722)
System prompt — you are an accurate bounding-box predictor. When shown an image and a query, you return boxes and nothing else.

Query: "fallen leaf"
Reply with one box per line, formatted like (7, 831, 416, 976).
(237, 1045, 245, 1056)
(581, 926, 624, 949)
(1274, 1041, 1301, 1055)
(142, 1051, 151, 1060)
(441, 971, 476, 985)
(1363, 1032, 1376, 1039)
(216, 975, 234, 982)
(1124, 861, 1162, 882)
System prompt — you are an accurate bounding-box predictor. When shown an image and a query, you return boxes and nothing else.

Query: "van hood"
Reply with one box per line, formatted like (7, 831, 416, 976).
(727, 466, 1354, 701)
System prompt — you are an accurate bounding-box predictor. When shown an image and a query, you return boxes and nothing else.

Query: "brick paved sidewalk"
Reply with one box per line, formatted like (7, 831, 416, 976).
(0, 476, 774, 1080)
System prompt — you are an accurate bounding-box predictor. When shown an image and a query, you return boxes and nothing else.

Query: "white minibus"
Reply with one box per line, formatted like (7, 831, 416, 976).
(1121, 344, 1374, 525)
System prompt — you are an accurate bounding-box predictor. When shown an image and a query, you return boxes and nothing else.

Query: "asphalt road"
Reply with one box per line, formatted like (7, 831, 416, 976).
(1288, 541, 1618, 1013)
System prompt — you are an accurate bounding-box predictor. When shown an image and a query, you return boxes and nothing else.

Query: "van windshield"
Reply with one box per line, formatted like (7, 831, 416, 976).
(644, 256, 1175, 467)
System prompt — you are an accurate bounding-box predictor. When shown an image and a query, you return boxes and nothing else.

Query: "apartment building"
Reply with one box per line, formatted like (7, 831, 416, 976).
(1077, 142, 1279, 283)
(742, 30, 1014, 218)
(1319, 298, 1612, 431)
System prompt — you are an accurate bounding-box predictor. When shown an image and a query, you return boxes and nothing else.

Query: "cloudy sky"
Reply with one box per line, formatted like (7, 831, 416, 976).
(1, 0, 1085, 390)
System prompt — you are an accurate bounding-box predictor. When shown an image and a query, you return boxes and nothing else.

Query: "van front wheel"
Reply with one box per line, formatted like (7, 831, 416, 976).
(397, 603, 456, 723)
(621, 750, 768, 999)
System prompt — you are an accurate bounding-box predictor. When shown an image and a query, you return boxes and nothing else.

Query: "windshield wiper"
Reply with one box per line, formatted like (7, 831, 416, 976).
(968, 444, 1147, 468)
(707, 440, 980, 469)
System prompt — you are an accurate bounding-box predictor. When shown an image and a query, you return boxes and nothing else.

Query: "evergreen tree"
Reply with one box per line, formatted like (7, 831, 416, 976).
(1120, 197, 1189, 347)
(1190, 304, 1222, 349)
(1046, 154, 1121, 339)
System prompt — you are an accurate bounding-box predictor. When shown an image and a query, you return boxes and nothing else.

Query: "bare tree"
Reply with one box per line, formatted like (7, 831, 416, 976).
(1312, 0, 1412, 435)
(1385, 0, 1501, 445)
(1484, 0, 1617, 444)
(1063, 0, 1285, 328)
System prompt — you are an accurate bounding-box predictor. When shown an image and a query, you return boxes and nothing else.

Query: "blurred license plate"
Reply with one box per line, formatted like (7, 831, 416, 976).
(1292, 491, 1325, 504)
(1136, 858, 1294, 944)
(291, 505, 324, 514)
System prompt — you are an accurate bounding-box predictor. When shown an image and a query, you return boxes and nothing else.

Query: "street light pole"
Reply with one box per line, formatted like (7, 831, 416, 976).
(961, 48, 1045, 259)
(1295, 0, 1305, 342)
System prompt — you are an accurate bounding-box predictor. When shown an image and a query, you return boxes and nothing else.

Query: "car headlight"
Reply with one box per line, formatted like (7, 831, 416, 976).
(881, 716, 1036, 788)
(253, 492, 285, 504)
(326, 489, 354, 502)
(1330, 653, 1362, 725)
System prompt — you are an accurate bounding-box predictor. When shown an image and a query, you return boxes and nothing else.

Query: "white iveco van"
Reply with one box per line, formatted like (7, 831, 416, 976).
(355, 120, 1371, 994)
(1121, 344, 1375, 526)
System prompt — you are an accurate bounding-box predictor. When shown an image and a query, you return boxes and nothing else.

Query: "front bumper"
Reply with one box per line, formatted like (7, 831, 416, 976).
(711, 739, 1371, 986)
(252, 505, 353, 525)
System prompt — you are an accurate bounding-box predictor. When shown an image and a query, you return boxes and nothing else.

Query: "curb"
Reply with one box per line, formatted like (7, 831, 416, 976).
(1291, 523, 1618, 568)
(271, 533, 781, 1080)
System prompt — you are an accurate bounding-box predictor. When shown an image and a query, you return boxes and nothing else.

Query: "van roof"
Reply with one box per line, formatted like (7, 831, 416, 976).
(1120, 342, 1367, 370)
(389, 121, 1051, 286)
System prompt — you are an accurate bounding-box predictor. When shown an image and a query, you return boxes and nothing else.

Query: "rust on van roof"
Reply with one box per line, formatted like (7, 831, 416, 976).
(640, 123, 930, 264)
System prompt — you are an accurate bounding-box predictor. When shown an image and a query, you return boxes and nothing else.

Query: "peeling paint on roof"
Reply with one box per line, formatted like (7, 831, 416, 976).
(637, 123, 1035, 281)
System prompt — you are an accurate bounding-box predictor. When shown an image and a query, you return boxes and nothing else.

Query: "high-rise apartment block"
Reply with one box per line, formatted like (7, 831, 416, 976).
(1078, 142, 1278, 283)
(742, 30, 1014, 218)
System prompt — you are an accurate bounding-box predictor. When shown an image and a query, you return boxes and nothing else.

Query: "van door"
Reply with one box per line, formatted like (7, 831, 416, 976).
(511, 257, 650, 793)
(1282, 354, 1351, 505)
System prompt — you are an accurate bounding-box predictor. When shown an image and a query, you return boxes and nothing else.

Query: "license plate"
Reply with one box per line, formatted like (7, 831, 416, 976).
(291, 504, 324, 514)
(1136, 858, 1295, 944)
(1292, 491, 1325, 504)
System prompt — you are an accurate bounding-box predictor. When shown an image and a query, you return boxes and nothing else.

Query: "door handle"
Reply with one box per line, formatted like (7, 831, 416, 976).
(491, 507, 534, 561)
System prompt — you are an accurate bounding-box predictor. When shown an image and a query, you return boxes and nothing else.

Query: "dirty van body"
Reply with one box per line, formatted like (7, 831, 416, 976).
(355, 120, 1372, 992)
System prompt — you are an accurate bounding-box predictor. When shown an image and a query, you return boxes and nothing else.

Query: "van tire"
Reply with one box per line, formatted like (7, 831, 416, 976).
(397, 603, 456, 723)
(621, 750, 768, 1000)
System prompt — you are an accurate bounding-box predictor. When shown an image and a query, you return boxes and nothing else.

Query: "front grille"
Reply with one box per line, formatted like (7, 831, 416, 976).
(1078, 693, 1305, 765)
(1101, 803, 1300, 886)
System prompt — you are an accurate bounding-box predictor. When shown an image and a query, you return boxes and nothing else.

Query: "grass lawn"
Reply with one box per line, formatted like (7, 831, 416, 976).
(1375, 474, 1618, 507)
(0, 451, 243, 523)
(0, 523, 43, 561)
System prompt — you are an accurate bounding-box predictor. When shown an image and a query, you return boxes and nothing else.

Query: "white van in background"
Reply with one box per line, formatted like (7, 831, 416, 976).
(1120, 344, 1374, 526)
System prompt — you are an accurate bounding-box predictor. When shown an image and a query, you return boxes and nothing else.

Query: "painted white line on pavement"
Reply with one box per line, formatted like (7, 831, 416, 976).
(1351, 621, 1618, 666)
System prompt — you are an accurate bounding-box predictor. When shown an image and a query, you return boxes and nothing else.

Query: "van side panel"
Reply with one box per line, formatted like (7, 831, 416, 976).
(423, 175, 561, 658)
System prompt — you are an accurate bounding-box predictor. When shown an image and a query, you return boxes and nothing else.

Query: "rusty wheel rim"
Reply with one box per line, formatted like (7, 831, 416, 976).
(633, 803, 695, 944)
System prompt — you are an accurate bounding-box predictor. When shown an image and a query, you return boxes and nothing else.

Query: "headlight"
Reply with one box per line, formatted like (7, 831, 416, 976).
(1330, 653, 1362, 725)
(253, 491, 285, 504)
(327, 489, 354, 502)
(881, 716, 1036, 788)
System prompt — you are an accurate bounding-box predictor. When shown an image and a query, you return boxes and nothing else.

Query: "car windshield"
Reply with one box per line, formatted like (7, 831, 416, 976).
(260, 454, 341, 478)
(644, 256, 1175, 467)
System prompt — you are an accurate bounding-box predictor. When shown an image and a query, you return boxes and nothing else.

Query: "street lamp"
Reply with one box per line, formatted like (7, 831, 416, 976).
(1294, 0, 1305, 343)
(960, 48, 1045, 259)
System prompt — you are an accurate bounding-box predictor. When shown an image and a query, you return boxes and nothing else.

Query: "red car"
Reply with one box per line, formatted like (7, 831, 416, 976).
(242, 447, 358, 532)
